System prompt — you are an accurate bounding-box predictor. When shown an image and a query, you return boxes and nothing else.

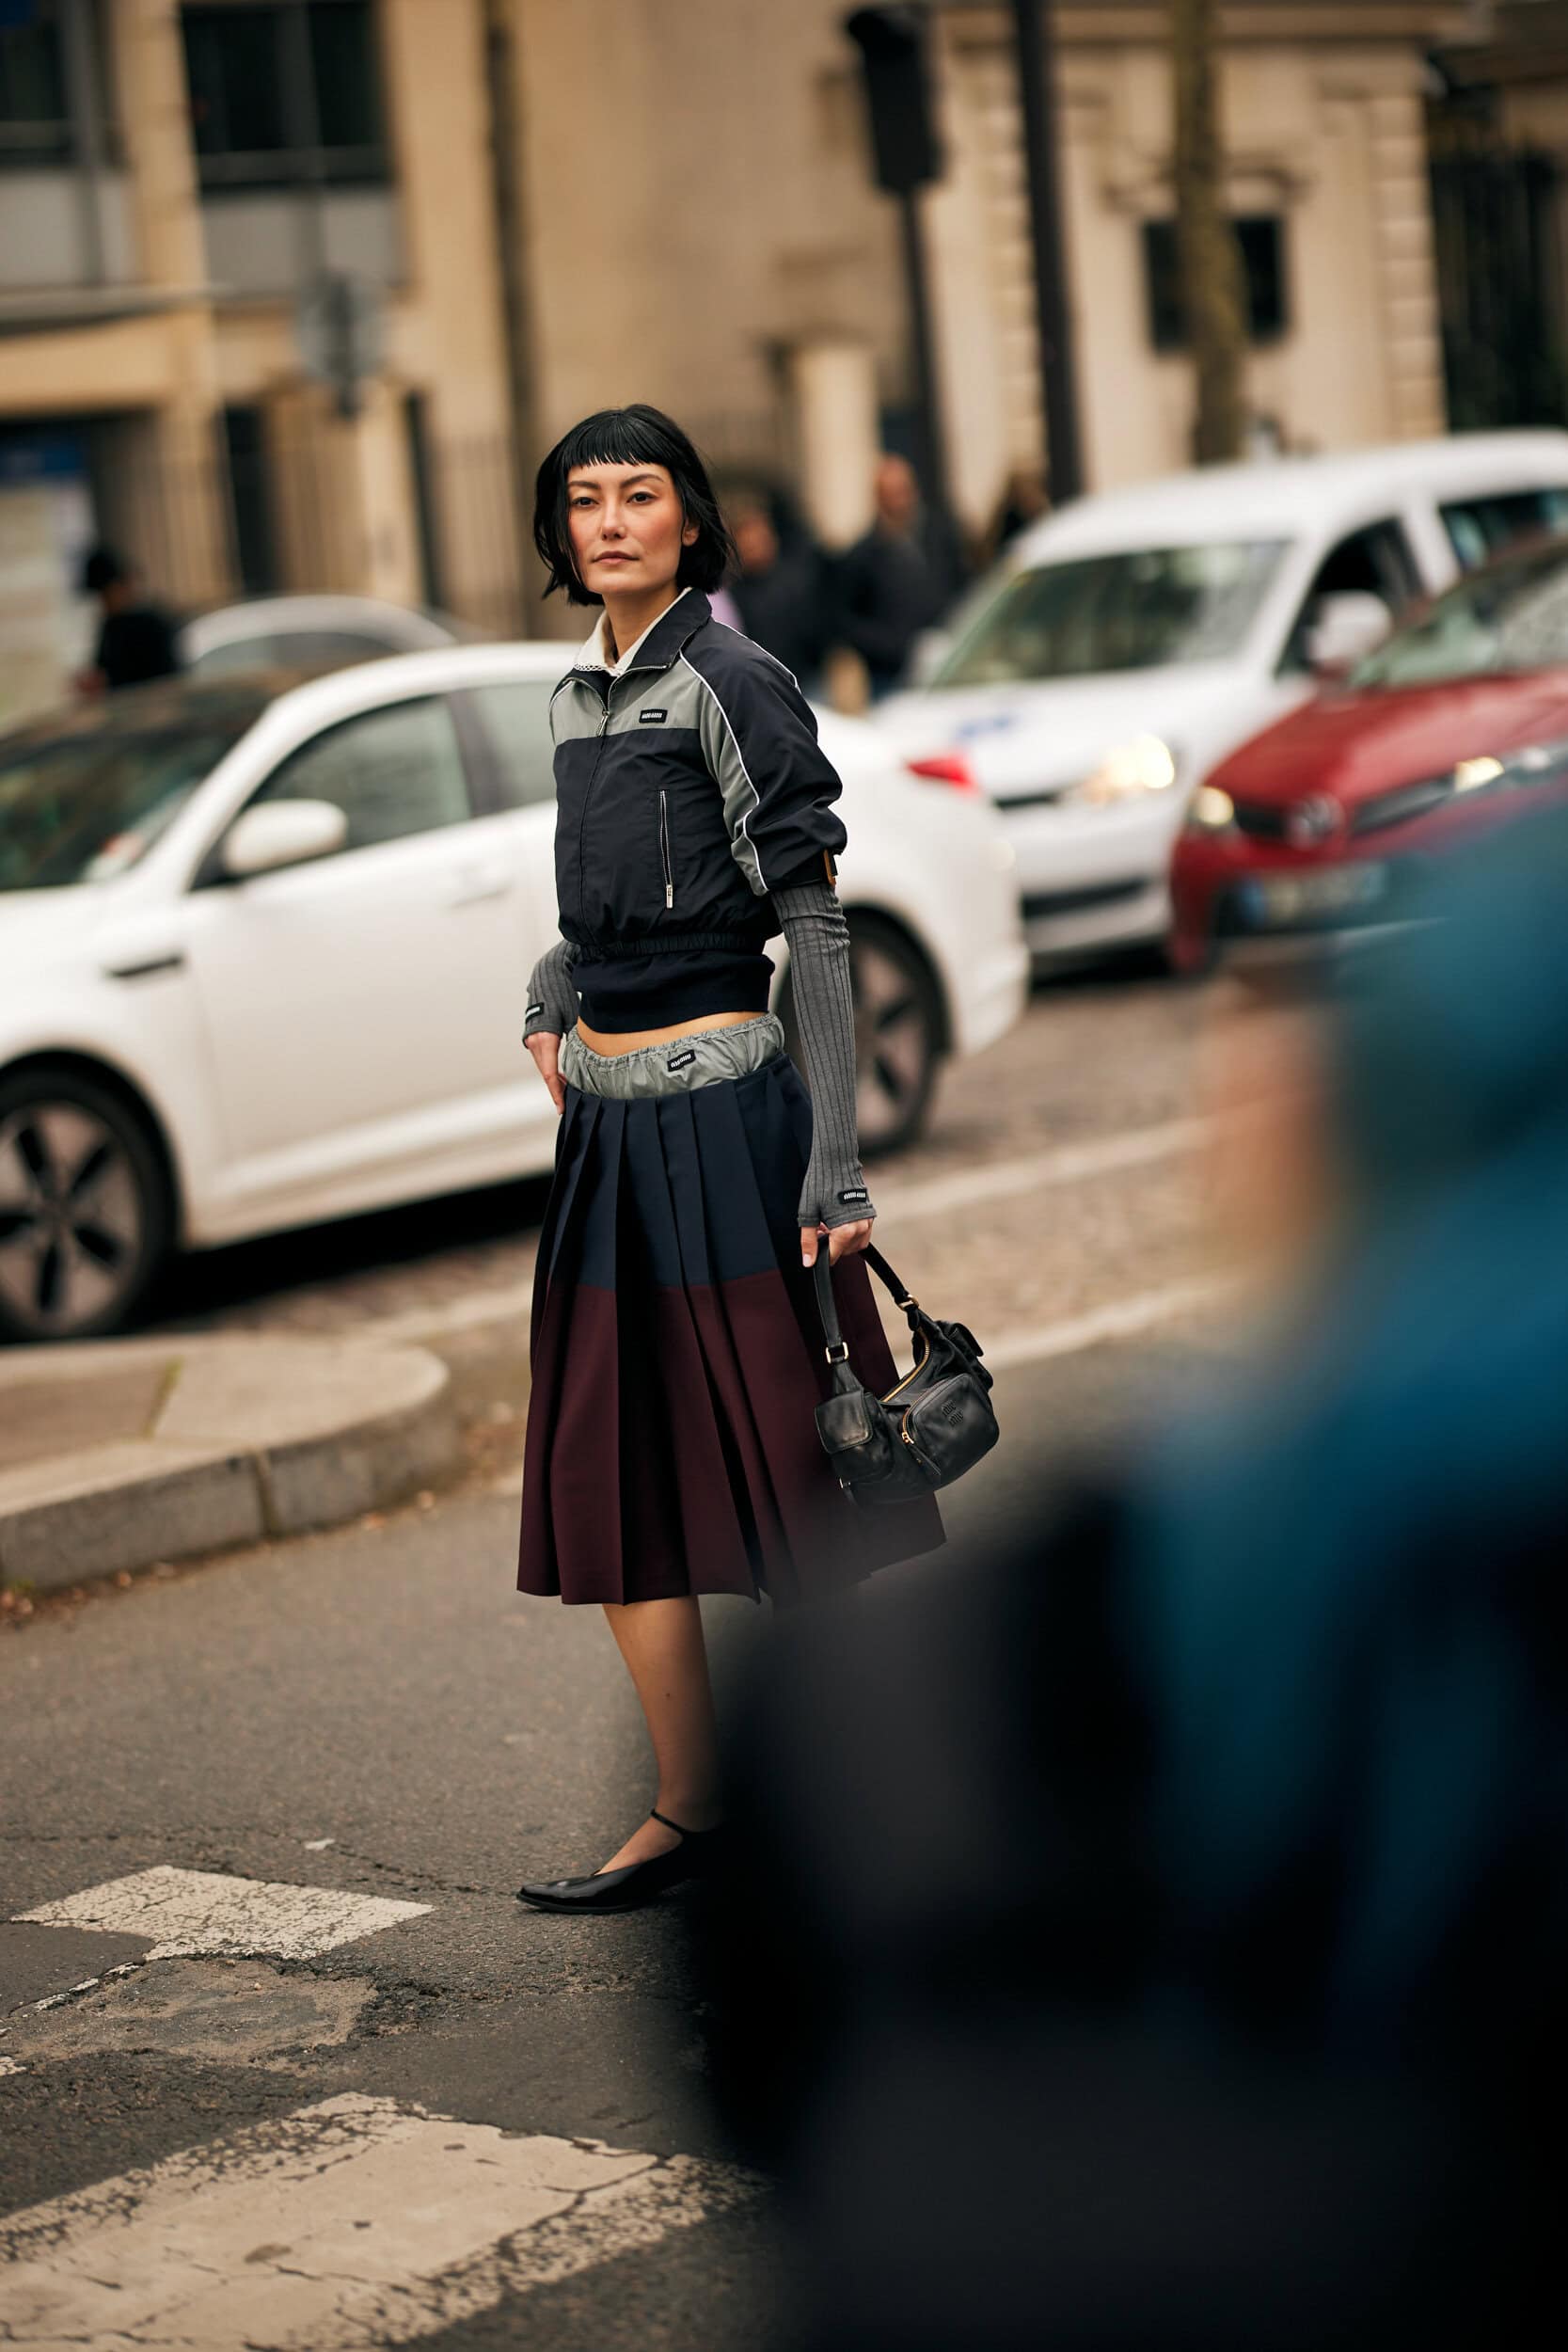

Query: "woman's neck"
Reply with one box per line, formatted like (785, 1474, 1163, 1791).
(600, 582, 683, 666)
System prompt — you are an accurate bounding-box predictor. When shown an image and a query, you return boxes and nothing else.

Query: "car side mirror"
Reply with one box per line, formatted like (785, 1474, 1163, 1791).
(1306, 591, 1392, 678)
(219, 798, 348, 880)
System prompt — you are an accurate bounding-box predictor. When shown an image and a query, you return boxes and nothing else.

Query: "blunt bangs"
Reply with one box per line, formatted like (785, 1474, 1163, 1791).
(532, 405, 736, 605)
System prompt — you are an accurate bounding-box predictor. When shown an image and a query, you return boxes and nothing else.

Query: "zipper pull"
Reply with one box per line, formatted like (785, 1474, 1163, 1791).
(665, 882, 673, 909)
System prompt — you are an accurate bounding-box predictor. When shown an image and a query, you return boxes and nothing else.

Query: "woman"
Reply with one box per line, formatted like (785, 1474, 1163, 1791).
(515, 406, 943, 1914)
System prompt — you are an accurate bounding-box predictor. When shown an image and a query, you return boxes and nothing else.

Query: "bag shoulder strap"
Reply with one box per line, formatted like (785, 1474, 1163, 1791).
(811, 1242, 917, 1359)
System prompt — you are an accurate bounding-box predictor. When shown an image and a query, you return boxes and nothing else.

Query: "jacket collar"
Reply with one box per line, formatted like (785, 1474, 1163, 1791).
(569, 588, 709, 683)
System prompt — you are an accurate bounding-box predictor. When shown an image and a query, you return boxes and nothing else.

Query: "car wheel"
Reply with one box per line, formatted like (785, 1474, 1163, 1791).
(784, 914, 943, 1159)
(0, 1069, 172, 1343)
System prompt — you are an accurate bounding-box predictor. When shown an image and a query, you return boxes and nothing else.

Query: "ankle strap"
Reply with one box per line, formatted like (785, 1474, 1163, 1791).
(649, 1806, 692, 1838)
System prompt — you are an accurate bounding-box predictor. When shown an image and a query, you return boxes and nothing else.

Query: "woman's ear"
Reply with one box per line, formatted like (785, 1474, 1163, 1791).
(682, 521, 700, 548)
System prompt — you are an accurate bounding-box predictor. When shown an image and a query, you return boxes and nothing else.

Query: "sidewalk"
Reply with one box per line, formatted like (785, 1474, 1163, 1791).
(0, 1331, 466, 1594)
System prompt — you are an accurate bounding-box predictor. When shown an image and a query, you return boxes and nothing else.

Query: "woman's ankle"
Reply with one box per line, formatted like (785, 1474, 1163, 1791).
(653, 1790, 724, 1832)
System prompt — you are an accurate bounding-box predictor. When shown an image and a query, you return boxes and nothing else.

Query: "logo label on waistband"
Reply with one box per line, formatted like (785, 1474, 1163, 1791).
(639, 707, 668, 724)
(667, 1048, 698, 1072)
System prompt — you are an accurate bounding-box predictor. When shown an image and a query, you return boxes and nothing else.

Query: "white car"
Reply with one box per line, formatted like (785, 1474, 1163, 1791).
(0, 645, 1025, 1343)
(874, 431, 1568, 968)
(180, 595, 473, 676)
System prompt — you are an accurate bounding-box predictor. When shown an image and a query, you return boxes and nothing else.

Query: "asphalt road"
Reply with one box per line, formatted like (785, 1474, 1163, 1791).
(0, 966, 1271, 2349)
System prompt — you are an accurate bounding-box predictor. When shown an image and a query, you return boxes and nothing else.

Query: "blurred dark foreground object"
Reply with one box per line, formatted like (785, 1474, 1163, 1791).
(706, 809, 1568, 2351)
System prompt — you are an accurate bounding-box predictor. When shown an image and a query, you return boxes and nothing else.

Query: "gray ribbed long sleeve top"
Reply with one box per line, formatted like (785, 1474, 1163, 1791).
(523, 880, 873, 1231)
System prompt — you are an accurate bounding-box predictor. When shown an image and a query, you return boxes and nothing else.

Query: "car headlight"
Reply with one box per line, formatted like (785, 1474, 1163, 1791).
(1070, 734, 1180, 804)
(1459, 738, 1568, 791)
(1185, 784, 1237, 834)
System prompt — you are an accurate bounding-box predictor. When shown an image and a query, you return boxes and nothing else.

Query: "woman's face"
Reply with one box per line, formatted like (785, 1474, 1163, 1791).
(566, 461, 697, 600)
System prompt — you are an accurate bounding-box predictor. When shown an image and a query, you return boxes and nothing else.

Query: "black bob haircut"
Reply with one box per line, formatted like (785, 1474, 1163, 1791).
(532, 405, 736, 606)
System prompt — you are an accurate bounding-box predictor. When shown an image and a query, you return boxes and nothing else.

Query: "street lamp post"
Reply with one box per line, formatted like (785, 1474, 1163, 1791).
(844, 8, 956, 533)
(1012, 0, 1084, 504)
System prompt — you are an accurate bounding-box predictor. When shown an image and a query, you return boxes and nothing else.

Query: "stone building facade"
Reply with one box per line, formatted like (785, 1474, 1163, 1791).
(0, 0, 1498, 719)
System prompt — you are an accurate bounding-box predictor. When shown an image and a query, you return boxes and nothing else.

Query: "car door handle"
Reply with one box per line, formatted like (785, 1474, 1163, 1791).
(447, 865, 515, 908)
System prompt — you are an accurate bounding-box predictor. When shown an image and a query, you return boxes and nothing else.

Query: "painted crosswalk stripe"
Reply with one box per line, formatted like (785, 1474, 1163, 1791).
(13, 1866, 430, 1961)
(0, 2092, 766, 2349)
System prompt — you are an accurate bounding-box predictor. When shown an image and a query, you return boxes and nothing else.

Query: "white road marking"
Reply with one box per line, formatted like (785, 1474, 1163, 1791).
(872, 1117, 1207, 1226)
(0, 2092, 765, 2349)
(357, 1122, 1207, 1352)
(14, 1866, 430, 1962)
(982, 1274, 1243, 1371)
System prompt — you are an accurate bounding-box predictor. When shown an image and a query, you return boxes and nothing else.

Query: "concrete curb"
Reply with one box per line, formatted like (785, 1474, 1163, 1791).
(0, 1336, 459, 1593)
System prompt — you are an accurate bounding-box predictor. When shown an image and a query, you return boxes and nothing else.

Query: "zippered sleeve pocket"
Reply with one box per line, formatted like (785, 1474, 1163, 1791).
(658, 788, 674, 910)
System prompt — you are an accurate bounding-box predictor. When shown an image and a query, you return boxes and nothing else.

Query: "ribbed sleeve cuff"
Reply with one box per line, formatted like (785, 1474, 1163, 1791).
(772, 881, 875, 1229)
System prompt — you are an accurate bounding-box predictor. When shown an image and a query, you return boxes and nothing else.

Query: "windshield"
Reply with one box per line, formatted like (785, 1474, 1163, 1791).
(1350, 536, 1568, 690)
(0, 691, 264, 892)
(932, 539, 1288, 687)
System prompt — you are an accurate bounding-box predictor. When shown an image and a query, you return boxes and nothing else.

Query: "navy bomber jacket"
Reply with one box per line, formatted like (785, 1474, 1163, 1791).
(547, 588, 847, 1031)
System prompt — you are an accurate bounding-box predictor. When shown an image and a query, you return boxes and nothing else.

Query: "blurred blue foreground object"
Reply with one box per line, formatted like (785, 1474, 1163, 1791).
(707, 807, 1568, 2351)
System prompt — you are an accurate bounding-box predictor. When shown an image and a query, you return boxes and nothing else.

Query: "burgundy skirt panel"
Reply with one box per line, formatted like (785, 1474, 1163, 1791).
(517, 1053, 944, 1606)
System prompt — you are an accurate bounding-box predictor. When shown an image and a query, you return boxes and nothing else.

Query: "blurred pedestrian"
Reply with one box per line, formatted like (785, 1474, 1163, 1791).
(727, 493, 830, 691)
(76, 547, 182, 695)
(512, 404, 943, 1918)
(834, 454, 968, 700)
(708, 808, 1568, 2348)
(979, 464, 1049, 567)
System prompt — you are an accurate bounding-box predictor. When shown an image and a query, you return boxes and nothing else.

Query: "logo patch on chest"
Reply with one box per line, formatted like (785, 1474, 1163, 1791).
(639, 707, 668, 724)
(666, 1048, 698, 1072)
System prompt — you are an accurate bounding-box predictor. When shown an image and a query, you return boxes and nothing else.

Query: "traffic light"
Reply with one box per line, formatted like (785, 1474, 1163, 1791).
(844, 7, 942, 195)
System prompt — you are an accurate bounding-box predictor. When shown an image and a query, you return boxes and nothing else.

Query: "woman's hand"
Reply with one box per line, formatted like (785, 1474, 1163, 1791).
(801, 1217, 873, 1269)
(526, 1029, 566, 1116)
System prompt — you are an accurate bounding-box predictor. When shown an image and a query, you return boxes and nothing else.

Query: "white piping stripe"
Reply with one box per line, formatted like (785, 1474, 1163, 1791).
(678, 651, 768, 893)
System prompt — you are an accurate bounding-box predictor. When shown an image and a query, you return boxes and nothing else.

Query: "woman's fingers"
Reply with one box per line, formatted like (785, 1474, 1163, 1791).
(526, 1031, 566, 1116)
(828, 1218, 873, 1264)
(803, 1218, 874, 1268)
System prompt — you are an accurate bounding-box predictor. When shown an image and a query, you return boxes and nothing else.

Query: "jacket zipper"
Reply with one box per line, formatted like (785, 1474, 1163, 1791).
(658, 788, 674, 910)
(574, 683, 613, 924)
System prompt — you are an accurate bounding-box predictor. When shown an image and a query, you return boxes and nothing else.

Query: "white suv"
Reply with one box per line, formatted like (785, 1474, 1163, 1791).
(873, 432, 1568, 968)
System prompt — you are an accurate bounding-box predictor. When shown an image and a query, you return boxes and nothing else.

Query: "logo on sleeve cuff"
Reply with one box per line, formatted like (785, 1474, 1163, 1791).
(837, 1187, 869, 1205)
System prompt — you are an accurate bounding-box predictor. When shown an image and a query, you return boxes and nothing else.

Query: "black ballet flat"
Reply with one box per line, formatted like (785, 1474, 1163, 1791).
(515, 1807, 728, 1914)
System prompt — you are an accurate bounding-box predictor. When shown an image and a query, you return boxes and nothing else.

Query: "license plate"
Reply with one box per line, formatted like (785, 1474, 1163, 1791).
(1240, 864, 1387, 928)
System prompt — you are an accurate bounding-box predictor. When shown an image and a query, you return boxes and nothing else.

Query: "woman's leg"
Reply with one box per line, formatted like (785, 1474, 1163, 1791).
(595, 1596, 725, 1872)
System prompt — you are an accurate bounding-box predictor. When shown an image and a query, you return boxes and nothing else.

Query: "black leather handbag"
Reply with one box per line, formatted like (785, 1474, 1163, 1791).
(812, 1245, 999, 1505)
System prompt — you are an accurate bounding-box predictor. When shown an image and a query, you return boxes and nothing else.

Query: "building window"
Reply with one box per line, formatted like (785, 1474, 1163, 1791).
(181, 0, 388, 191)
(1, 0, 112, 170)
(0, 2, 67, 166)
(1141, 215, 1289, 353)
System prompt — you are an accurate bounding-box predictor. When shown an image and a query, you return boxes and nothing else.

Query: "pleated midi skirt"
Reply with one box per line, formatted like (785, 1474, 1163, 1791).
(517, 1051, 945, 1608)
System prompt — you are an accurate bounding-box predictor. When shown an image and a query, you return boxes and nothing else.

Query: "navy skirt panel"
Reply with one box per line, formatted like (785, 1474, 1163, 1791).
(517, 1051, 945, 1606)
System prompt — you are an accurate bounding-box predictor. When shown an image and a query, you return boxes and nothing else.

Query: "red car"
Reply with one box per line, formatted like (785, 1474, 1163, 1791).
(1170, 536, 1568, 972)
